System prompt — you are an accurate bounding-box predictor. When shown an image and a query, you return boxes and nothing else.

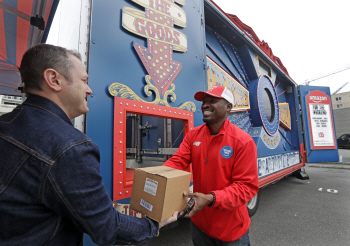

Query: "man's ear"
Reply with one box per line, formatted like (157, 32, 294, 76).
(226, 103, 233, 112)
(42, 68, 63, 92)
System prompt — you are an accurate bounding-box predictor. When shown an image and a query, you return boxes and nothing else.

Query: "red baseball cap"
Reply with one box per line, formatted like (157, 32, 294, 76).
(194, 85, 234, 105)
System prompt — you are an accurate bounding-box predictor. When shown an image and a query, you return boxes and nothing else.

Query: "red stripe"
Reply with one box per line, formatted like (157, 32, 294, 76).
(258, 162, 305, 188)
(0, 0, 7, 61)
(16, 0, 33, 66)
(0, 61, 17, 67)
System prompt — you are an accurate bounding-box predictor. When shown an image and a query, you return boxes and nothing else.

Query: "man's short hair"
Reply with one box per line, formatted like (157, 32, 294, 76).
(20, 44, 82, 93)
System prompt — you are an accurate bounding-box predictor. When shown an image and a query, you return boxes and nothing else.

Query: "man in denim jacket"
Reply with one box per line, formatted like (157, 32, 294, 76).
(0, 44, 176, 245)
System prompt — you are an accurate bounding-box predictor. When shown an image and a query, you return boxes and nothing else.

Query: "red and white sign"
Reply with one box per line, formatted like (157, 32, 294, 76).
(306, 90, 336, 149)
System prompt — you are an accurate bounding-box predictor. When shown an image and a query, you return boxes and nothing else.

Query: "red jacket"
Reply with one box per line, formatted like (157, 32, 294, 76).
(164, 119, 259, 242)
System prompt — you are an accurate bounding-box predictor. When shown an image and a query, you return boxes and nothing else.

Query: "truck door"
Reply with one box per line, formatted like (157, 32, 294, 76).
(85, 0, 206, 244)
(83, 0, 203, 228)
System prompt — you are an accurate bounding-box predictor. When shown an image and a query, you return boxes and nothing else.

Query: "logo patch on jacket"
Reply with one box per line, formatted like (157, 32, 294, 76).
(220, 146, 233, 159)
(193, 141, 201, 146)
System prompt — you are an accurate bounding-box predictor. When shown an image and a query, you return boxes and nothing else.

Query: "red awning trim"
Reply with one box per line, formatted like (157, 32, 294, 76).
(226, 14, 289, 76)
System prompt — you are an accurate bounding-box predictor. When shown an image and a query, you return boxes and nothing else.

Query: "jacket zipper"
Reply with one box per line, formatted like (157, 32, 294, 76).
(205, 133, 222, 163)
(205, 134, 212, 163)
(204, 135, 211, 193)
(238, 210, 244, 227)
(204, 134, 211, 229)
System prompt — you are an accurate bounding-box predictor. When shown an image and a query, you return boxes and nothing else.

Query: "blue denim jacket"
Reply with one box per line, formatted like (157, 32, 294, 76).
(0, 94, 158, 245)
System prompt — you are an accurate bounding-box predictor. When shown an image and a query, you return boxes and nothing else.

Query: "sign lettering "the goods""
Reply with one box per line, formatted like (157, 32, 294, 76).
(122, 7, 187, 52)
(122, 0, 187, 95)
(130, 0, 186, 27)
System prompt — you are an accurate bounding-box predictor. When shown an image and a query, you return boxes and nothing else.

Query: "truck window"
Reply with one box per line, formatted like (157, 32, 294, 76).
(111, 98, 193, 200)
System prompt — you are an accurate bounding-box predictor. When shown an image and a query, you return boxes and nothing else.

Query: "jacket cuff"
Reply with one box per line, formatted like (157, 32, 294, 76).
(146, 217, 160, 236)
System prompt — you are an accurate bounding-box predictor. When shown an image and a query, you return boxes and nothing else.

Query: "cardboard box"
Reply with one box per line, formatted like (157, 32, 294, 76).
(130, 166, 191, 222)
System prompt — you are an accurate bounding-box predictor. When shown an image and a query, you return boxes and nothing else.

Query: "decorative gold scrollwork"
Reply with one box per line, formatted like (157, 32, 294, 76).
(108, 75, 196, 112)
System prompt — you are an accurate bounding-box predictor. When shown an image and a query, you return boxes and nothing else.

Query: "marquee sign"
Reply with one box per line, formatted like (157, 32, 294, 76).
(122, 0, 187, 96)
(306, 90, 336, 149)
(110, 0, 195, 119)
(206, 56, 250, 112)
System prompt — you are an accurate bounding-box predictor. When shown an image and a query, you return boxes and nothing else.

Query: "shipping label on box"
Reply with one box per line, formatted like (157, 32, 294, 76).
(140, 199, 153, 211)
(144, 178, 158, 196)
(130, 166, 191, 222)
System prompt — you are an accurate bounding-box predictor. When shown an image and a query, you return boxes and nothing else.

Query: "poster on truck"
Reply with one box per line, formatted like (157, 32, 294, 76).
(306, 90, 337, 149)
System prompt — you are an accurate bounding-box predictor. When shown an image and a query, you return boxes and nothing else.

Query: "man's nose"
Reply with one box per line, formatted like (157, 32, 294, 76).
(86, 85, 93, 95)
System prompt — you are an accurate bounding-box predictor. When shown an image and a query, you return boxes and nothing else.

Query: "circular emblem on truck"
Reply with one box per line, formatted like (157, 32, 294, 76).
(249, 75, 280, 136)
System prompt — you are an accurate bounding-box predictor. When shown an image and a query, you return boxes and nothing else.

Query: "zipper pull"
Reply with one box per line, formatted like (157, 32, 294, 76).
(205, 158, 208, 163)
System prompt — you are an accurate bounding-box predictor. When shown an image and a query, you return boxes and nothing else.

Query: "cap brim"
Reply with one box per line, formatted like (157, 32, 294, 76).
(194, 91, 224, 101)
(194, 91, 206, 101)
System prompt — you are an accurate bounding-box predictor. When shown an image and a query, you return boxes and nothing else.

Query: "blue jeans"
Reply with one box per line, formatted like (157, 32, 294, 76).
(190, 221, 251, 246)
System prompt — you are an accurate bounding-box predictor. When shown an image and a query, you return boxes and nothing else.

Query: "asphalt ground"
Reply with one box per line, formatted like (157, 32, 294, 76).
(249, 166, 350, 246)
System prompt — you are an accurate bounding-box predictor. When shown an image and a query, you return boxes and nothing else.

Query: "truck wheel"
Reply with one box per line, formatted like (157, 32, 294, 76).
(247, 192, 259, 217)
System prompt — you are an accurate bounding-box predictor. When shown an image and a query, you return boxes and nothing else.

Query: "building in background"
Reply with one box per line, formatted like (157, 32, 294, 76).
(331, 91, 350, 138)
(0, 95, 22, 116)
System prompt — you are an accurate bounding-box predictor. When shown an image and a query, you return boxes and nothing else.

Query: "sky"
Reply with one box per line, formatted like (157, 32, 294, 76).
(212, 0, 350, 94)
(47, 0, 350, 94)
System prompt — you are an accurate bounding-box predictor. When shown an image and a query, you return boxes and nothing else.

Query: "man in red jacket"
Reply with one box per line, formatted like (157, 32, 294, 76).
(164, 85, 259, 246)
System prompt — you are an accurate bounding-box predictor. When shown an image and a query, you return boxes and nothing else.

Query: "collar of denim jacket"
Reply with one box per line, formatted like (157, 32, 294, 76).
(23, 94, 73, 126)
